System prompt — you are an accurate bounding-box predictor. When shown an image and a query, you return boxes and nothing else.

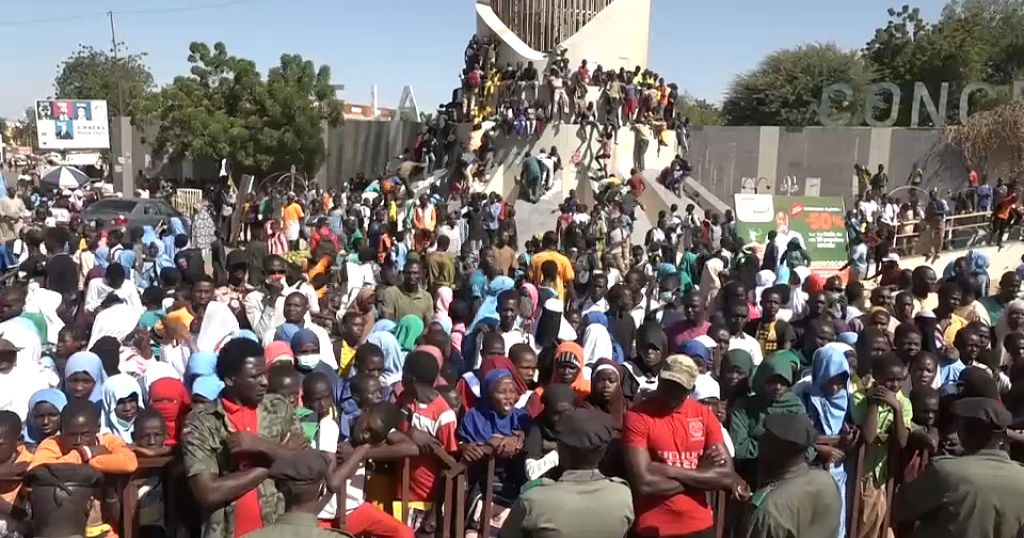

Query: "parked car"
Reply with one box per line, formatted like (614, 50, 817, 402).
(81, 198, 189, 234)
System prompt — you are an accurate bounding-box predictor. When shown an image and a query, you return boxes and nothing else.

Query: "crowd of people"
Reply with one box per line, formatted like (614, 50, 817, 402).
(0, 157, 1022, 538)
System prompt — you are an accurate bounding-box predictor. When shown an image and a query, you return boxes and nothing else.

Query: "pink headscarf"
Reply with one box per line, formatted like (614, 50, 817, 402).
(415, 344, 446, 387)
(521, 283, 539, 322)
(265, 341, 295, 364)
(434, 286, 454, 326)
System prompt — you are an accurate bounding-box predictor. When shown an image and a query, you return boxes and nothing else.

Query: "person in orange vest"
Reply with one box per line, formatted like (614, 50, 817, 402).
(412, 194, 437, 251)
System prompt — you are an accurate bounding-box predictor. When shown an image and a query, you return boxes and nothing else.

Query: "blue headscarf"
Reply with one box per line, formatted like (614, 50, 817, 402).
(679, 340, 711, 365)
(64, 352, 107, 403)
(24, 389, 68, 445)
(186, 351, 218, 390)
(118, 248, 137, 276)
(463, 276, 516, 368)
(583, 312, 624, 364)
(774, 265, 791, 285)
(432, 317, 453, 335)
(809, 346, 851, 436)
(234, 329, 259, 343)
(275, 323, 302, 343)
(142, 226, 159, 248)
(468, 276, 516, 333)
(191, 374, 224, 400)
(372, 319, 397, 334)
(457, 369, 532, 443)
(367, 331, 404, 382)
(837, 332, 858, 346)
(94, 244, 110, 269)
(290, 328, 320, 353)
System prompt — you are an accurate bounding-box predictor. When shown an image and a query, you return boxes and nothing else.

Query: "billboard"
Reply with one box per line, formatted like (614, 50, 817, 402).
(734, 194, 849, 278)
(35, 99, 110, 150)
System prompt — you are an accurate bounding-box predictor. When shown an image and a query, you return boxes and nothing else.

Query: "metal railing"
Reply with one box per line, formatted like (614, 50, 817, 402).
(107, 429, 916, 538)
(891, 211, 992, 257)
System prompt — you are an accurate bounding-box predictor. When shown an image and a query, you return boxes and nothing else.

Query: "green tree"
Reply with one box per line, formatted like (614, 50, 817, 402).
(147, 42, 341, 180)
(864, 1, 1024, 125)
(675, 93, 724, 126)
(54, 44, 154, 118)
(722, 43, 871, 126)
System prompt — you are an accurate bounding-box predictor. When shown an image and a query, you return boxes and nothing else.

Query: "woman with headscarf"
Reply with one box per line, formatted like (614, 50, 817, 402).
(64, 351, 106, 404)
(264, 341, 295, 365)
(395, 314, 425, 353)
(728, 352, 806, 483)
(463, 276, 517, 369)
(196, 301, 240, 353)
(523, 383, 576, 480)
(88, 302, 143, 348)
(584, 357, 628, 477)
(533, 298, 576, 384)
(457, 368, 532, 534)
(350, 287, 377, 341)
(142, 361, 180, 390)
(719, 349, 755, 406)
(23, 388, 68, 450)
(191, 374, 224, 405)
(185, 351, 217, 391)
(581, 312, 623, 367)
(148, 378, 190, 446)
(804, 346, 852, 538)
(526, 341, 591, 418)
(678, 249, 699, 295)
(100, 373, 145, 443)
(433, 286, 454, 327)
(995, 299, 1024, 367)
(367, 330, 404, 387)
(291, 328, 341, 390)
(699, 255, 725, 309)
(136, 239, 175, 290)
(621, 321, 668, 402)
(520, 283, 539, 327)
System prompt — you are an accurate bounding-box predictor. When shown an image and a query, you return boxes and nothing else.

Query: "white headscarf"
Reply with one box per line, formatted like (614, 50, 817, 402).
(101, 374, 145, 442)
(582, 324, 614, 367)
(143, 361, 181, 390)
(754, 269, 775, 305)
(692, 373, 721, 401)
(995, 299, 1024, 367)
(89, 303, 142, 348)
(0, 331, 49, 421)
(197, 301, 240, 353)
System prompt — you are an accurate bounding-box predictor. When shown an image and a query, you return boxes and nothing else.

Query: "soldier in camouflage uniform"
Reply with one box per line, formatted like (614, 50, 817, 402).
(182, 338, 307, 538)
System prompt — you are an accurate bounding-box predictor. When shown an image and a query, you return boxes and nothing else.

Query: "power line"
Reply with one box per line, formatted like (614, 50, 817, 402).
(0, 0, 274, 28)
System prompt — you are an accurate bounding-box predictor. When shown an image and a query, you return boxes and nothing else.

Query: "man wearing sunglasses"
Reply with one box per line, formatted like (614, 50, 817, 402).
(245, 255, 306, 343)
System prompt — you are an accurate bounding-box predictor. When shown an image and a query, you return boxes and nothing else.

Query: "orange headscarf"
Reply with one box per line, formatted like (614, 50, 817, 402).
(542, 342, 591, 397)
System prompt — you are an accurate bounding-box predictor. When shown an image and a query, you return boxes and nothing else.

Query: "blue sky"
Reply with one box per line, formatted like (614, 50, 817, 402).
(0, 0, 946, 119)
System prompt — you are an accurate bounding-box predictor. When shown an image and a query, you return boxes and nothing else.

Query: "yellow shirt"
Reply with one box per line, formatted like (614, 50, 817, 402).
(530, 250, 576, 302)
(339, 341, 357, 378)
(282, 202, 304, 225)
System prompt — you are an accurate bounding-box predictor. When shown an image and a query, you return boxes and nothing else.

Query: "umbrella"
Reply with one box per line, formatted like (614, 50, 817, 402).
(40, 166, 90, 189)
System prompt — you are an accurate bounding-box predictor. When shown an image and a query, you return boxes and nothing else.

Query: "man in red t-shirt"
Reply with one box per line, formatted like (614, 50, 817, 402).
(624, 355, 749, 538)
(628, 168, 646, 198)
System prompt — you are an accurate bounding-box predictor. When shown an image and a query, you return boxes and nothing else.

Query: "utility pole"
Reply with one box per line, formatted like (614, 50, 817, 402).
(107, 11, 126, 117)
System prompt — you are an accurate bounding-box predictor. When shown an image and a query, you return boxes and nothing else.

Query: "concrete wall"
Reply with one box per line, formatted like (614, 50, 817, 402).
(558, 0, 651, 71)
(686, 126, 969, 206)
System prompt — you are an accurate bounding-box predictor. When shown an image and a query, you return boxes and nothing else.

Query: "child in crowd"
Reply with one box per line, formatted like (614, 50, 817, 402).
(267, 362, 302, 409)
(437, 384, 463, 418)
(30, 400, 139, 538)
(0, 411, 32, 512)
(340, 373, 384, 439)
(132, 409, 171, 538)
(301, 372, 339, 447)
(189, 374, 224, 406)
(904, 387, 939, 483)
(852, 353, 912, 538)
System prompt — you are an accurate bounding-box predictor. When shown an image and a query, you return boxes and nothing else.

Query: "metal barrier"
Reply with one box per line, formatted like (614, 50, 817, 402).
(892, 211, 991, 256)
(113, 431, 917, 538)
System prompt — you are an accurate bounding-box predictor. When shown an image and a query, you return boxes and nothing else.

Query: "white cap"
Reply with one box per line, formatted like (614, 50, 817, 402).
(694, 335, 717, 349)
(883, 253, 900, 263)
(692, 374, 721, 401)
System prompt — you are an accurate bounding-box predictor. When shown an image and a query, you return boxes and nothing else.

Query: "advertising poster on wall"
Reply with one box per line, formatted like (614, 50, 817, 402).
(734, 193, 849, 278)
(35, 99, 111, 150)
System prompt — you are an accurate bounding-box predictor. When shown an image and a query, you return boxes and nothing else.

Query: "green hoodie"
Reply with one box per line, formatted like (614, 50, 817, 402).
(728, 353, 808, 464)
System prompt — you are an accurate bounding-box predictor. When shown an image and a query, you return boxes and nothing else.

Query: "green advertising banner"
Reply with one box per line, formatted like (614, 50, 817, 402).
(733, 194, 849, 277)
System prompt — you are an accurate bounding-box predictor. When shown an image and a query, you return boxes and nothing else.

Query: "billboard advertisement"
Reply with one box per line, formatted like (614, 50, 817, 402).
(35, 99, 110, 150)
(734, 194, 849, 278)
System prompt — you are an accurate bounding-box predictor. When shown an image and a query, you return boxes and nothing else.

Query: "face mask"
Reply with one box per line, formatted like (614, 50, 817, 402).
(296, 353, 321, 370)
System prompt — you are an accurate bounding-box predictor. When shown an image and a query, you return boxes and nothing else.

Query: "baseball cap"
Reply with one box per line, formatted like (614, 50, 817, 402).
(556, 408, 615, 450)
(660, 354, 699, 390)
(763, 413, 818, 448)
